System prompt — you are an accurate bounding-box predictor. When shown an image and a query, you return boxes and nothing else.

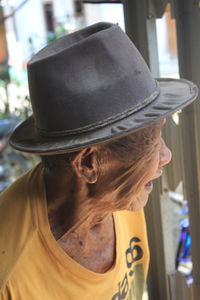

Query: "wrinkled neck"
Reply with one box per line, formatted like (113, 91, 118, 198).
(44, 168, 113, 239)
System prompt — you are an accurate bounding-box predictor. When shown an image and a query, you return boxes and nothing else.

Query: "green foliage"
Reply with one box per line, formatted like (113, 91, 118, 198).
(47, 25, 68, 44)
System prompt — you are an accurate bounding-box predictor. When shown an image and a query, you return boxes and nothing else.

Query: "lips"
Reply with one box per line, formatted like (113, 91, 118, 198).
(144, 181, 153, 190)
(144, 168, 163, 191)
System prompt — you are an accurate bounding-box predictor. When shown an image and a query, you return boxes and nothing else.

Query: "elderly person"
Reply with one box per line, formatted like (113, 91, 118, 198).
(0, 23, 198, 300)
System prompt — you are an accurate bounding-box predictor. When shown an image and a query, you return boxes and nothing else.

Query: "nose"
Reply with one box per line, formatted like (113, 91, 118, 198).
(159, 138, 172, 168)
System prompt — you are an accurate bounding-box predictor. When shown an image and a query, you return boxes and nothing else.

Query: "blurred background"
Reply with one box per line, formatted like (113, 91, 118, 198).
(1, 1, 200, 300)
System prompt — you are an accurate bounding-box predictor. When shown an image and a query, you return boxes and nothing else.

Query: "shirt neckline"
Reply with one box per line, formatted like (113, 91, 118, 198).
(32, 164, 122, 281)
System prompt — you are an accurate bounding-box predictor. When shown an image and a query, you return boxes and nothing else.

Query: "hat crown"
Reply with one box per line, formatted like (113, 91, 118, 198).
(28, 22, 158, 137)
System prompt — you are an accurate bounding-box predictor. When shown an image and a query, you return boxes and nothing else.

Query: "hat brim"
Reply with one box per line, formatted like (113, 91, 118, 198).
(10, 78, 198, 155)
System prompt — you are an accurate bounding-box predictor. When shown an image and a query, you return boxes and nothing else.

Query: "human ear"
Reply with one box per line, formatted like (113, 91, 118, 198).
(71, 147, 99, 183)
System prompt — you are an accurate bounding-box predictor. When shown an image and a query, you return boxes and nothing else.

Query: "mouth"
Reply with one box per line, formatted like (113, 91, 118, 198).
(144, 181, 153, 191)
(144, 169, 163, 192)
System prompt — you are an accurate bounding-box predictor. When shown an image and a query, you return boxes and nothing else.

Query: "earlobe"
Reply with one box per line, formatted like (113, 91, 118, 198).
(87, 170, 98, 184)
(72, 147, 99, 184)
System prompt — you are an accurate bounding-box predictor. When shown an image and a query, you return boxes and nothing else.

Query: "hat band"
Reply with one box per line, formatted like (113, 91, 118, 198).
(37, 81, 160, 137)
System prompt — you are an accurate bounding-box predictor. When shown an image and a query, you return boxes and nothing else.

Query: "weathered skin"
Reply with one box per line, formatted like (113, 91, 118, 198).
(44, 120, 171, 273)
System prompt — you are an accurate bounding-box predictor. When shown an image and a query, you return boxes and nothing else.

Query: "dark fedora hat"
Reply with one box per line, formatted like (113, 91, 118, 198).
(10, 22, 198, 155)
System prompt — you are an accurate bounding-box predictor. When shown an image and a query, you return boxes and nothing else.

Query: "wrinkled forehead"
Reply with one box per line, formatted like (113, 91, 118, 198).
(102, 118, 166, 161)
(134, 118, 165, 138)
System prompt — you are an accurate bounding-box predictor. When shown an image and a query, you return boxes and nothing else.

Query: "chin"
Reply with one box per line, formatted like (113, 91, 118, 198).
(128, 191, 150, 211)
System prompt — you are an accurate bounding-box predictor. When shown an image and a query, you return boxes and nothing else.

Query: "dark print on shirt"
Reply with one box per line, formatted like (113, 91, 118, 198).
(111, 237, 145, 300)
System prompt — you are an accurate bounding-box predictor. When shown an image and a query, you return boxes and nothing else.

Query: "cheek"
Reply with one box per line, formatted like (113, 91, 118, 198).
(139, 158, 158, 183)
(145, 154, 160, 175)
(117, 165, 150, 199)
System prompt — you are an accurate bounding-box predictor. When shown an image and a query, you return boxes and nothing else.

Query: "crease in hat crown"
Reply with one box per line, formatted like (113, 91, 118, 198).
(29, 22, 114, 65)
